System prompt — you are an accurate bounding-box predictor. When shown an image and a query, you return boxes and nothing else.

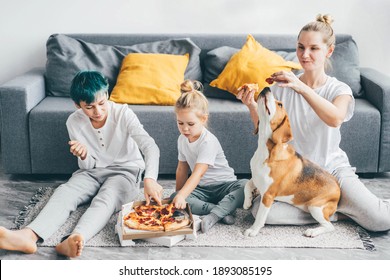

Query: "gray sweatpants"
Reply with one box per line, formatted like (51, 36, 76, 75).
(171, 179, 247, 218)
(27, 166, 141, 242)
(250, 166, 390, 231)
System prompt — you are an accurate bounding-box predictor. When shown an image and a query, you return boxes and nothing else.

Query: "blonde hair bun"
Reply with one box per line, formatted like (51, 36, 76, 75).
(316, 14, 334, 26)
(175, 80, 208, 118)
(180, 80, 203, 94)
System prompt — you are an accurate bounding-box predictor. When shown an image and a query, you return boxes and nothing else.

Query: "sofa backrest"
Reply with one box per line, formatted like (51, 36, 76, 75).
(66, 33, 353, 54)
(45, 33, 362, 98)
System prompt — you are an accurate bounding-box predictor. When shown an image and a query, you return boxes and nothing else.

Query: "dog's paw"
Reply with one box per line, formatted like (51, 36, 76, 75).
(244, 227, 260, 237)
(304, 224, 334, 238)
(304, 227, 326, 238)
(304, 228, 317, 238)
(243, 199, 252, 210)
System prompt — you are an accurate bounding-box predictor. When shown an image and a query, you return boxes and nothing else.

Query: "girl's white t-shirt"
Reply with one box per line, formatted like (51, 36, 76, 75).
(178, 128, 237, 186)
(271, 76, 355, 174)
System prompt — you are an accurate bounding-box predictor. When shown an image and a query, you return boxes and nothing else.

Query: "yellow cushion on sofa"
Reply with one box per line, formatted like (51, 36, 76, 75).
(110, 53, 189, 105)
(209, 34, 301, 98)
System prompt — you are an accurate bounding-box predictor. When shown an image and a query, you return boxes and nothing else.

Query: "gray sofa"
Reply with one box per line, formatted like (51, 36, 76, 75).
(1, 33, 389, 175)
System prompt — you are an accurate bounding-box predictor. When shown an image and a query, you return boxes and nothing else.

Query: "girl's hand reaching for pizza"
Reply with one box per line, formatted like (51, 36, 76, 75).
(172, 193, 187, 209)
(143, 178, 163, 206)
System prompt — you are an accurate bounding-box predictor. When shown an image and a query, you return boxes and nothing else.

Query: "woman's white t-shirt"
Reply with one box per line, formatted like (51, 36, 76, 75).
(271, 76, 355, 173)
(178, 128, 237, 186)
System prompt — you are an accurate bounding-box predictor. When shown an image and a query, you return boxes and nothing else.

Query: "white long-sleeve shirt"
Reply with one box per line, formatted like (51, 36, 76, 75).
(66, 101, 160, 180)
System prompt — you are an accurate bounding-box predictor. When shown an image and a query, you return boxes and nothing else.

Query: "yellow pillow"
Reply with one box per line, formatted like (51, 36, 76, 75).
(110, 53, 189, 105)
(209, 35, 301, 98)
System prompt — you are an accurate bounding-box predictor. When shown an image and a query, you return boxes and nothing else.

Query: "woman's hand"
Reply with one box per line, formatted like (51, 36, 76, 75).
(236, 86, 259, 128)
(143, 178, 163, 206)
(236, 86, 257, 110)
(271, 71, 307, 94)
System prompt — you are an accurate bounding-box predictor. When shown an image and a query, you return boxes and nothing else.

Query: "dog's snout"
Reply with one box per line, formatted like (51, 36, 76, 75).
(260, 87, 271, 97)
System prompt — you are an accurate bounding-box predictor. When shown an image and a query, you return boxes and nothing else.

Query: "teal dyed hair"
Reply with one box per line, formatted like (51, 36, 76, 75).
(70, 70, 109, 105)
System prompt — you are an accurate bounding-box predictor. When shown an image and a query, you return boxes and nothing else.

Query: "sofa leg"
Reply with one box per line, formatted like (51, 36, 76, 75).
(357, 172, 376, 179)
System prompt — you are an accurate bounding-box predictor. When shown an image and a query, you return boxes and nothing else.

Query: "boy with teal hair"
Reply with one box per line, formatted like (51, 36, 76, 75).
(0, 70, 164, 257)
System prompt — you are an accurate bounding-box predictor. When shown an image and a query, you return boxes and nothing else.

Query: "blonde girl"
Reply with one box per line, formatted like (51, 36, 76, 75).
(172, 80, 248, 233)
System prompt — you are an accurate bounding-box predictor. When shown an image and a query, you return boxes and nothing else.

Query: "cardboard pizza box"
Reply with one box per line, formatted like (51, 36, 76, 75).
(116, 213, 201, 247)
(115, 217, 135, 246)
(142, 235, 186, 247)
(120, 198, 195, 241)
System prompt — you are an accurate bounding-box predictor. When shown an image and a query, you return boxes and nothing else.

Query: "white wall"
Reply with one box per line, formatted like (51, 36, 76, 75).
(1, 0, 389, 85)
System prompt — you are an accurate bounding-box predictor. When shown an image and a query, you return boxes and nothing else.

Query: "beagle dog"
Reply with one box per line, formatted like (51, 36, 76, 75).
(243, 87, 340, 237)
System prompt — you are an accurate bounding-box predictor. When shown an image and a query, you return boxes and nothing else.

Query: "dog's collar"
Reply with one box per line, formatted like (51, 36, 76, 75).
(274, 115, 287, 132)
(268, 115, 288, 144)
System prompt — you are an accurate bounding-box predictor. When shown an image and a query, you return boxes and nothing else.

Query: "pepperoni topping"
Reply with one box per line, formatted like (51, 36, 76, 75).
(265, 77, 274, 84)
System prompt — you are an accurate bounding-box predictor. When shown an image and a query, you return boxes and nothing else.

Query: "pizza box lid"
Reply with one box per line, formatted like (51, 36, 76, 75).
(121, 198, 194, 240)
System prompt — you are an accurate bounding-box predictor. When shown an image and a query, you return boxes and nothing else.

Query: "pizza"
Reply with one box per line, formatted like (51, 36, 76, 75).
(237, 83, 259, 93)
(265, 77, 274, 85)
(123, 203, 190, 232)
(133, 204, 163, 217)
(159, 203, 175, 220)
(163, 216, 191, 232)
(124, 212, 164, 231)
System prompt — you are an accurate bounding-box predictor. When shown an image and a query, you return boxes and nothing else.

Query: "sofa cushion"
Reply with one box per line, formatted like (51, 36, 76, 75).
(328, 39, 362, 97)
(208, 35, 301, 99)
(204, 47, 301, 83)
(203, 46, 301, 100)
(204, 46, 239, 84)
(45, 34, 201, 97)
(29, 96, 377, 174)
(203, 84, 239, 101)
(109, 53, 189, 105)
(340, 99, 380, 172)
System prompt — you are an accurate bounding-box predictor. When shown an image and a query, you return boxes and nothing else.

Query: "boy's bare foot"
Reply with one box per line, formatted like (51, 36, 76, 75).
(0, 226, 38, 254)
(55, 233, 84, 258)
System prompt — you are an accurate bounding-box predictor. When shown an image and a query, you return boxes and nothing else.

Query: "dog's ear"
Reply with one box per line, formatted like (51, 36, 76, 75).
(253, 120, 259, 135)
(272, 115, 293, 144)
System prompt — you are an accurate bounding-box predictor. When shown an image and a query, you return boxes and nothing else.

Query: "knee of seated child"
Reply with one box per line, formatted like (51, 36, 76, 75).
(239, 179, 249, 187)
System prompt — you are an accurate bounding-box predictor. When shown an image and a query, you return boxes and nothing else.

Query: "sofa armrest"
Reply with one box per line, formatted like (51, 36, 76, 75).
(0, 68, 46, 173)
(360, 67, 390, 172)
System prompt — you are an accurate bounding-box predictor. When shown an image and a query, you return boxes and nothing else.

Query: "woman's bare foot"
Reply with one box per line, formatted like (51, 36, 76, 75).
(0, 226, 38, 254)
(55, 233, 84, 258)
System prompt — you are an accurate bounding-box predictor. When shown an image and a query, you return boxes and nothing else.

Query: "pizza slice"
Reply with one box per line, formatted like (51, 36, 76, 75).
(133, 204, 163, 218)
(237, 83, 259, 93)
(162, 208, 190, 232)
(163, 217, 190, 232)
(159, 203, 176, 220)
(124, 212, 164, 231)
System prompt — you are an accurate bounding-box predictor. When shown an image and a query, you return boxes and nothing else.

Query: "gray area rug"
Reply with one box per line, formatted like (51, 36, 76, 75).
(13, 184, 375, 251)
